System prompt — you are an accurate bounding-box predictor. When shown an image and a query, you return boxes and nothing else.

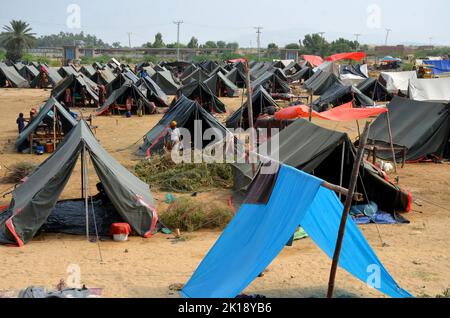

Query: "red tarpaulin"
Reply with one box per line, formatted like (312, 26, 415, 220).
(326, 52, 366, 62)
(302, 55, 324, 67)
(274, 102, 387, 121)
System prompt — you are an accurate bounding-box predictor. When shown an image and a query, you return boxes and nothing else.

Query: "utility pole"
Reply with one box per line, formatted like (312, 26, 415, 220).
(127, 32, 132, 48)
(318, 32, 325, 56)
(385, 28, 392, 46)
(254, 27, 263, 61)
(429, 37, 433, 46)
(354, 33, 362, 51)
(174, 21, 184, 61)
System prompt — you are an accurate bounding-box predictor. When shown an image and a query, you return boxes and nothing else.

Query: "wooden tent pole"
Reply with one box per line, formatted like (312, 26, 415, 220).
(339, 142, 346, 200)
(245, 61, 256, 176)
(82, 143, 89, 241)
(386, 110, 397, 173)
(53, 105, 56, 151)
(309, 89, 313, 122)
(327, 121, 371, 298)
(356, 120, 361, 141)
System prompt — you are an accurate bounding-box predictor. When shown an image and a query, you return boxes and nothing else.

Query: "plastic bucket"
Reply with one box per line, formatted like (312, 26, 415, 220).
(45, 143, 54, 153)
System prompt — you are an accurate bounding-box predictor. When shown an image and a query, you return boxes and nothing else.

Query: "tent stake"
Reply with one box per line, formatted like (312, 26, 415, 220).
(245, 61, 257, 176)
(327, 121, 371, 298)
(385, 110, 397, 173)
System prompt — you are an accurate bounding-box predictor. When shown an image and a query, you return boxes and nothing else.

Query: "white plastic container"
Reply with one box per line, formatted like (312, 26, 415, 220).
(113, 234, 129, 241)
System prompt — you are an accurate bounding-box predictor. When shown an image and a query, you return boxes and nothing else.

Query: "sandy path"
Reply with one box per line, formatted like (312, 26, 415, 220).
(0, 89, 449, 298)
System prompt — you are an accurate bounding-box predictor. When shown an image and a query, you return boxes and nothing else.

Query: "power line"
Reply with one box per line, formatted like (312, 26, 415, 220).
(174, 21, 184, 61)
(254, 27, 263, 61)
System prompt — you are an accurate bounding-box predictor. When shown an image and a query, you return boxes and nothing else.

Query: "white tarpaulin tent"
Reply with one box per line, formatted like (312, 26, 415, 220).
(381, 71, 417, 94)
(409, 78, 450, 102)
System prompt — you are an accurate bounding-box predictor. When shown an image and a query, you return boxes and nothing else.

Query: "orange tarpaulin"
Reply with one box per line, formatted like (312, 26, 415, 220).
(274, 102, 387, 122)
(302, 55, 324, 67)
(326, 52, 366, 62)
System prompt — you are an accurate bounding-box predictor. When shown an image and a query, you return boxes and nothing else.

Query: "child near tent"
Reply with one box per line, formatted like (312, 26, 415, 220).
(16, 113, 25, 134)
(65, 88, 73, 108)
(125, 96, 133, 118)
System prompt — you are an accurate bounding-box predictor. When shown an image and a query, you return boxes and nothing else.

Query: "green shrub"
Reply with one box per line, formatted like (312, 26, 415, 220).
(160, 197, 234, 232)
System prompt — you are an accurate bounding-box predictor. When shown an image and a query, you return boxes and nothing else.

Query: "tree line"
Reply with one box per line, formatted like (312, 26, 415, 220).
(142, 33, 239, 50)
(268, 33, 369, 56)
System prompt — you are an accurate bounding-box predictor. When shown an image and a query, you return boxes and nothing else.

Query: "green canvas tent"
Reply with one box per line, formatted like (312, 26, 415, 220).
(1, 120, 159, 246)
(0, 62, 30, 88)
(233, 119, 411, 213)
(226, 86, 277, 129)
(15, 97, 77, 151)
(137, 95, 231, 156)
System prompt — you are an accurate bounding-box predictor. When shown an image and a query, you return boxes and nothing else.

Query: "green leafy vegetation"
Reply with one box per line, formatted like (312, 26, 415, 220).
(35, 31, 110, 48)
(0, 20, 36, 62)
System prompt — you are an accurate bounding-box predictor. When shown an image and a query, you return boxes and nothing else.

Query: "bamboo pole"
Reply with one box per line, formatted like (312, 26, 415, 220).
(82, 143, 89, 241)
(53, 105, 56, 151)
(245, 61, 256, 176)
(386, 110, 398, 173)
(309, 89, 313, 122)
(339, 142, 346, 200)
(327, 121, 371, 298)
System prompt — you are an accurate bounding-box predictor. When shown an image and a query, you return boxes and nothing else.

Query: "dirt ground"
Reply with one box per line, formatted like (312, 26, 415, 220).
(0, 88, 449, 298)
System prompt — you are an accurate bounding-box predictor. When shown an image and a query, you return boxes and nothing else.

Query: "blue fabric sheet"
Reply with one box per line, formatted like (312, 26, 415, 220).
(181, 165, 411, 298)
(424, 60, 450, 75)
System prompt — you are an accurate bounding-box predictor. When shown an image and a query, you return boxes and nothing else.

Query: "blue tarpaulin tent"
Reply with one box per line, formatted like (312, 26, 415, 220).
(181, 164, 411, 298)
(424, 60, 450, 75)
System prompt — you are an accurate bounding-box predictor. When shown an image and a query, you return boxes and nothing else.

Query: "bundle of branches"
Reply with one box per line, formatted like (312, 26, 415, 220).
(2, 162, 36, 183)
(135, 154, 233, 193)
(161, 197, 234, 232)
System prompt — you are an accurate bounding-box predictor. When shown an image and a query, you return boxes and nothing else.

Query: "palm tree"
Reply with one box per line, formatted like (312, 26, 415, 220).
(0, 20, 36, 62)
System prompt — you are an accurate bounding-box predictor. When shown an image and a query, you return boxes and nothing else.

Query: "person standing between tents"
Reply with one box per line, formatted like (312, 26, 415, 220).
(137, 99, 144, 117)
(29, 108, 37, 123)
(81, 86, 88, 107)
(125, 96, 133, 117)
(65, 88, 73, 108)
(165, 121, 181, 152)
(40, 67, 48, 89)
(16, 113, 25, 134)
(98, 85, 106, 107)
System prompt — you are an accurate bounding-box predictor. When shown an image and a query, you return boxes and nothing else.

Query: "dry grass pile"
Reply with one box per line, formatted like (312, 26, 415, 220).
(2, 162, 36, 183)
(160, 197, 234, 232)
(135, 154, 233, 193)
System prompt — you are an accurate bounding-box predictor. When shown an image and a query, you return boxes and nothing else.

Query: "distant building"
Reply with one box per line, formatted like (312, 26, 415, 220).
(374, 45, 406, 56)
(280, 49, 299, 61)
(417, 45, 435, 51)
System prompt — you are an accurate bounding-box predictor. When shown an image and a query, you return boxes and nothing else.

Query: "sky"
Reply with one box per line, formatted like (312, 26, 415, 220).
(1, 0, 449, 47)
